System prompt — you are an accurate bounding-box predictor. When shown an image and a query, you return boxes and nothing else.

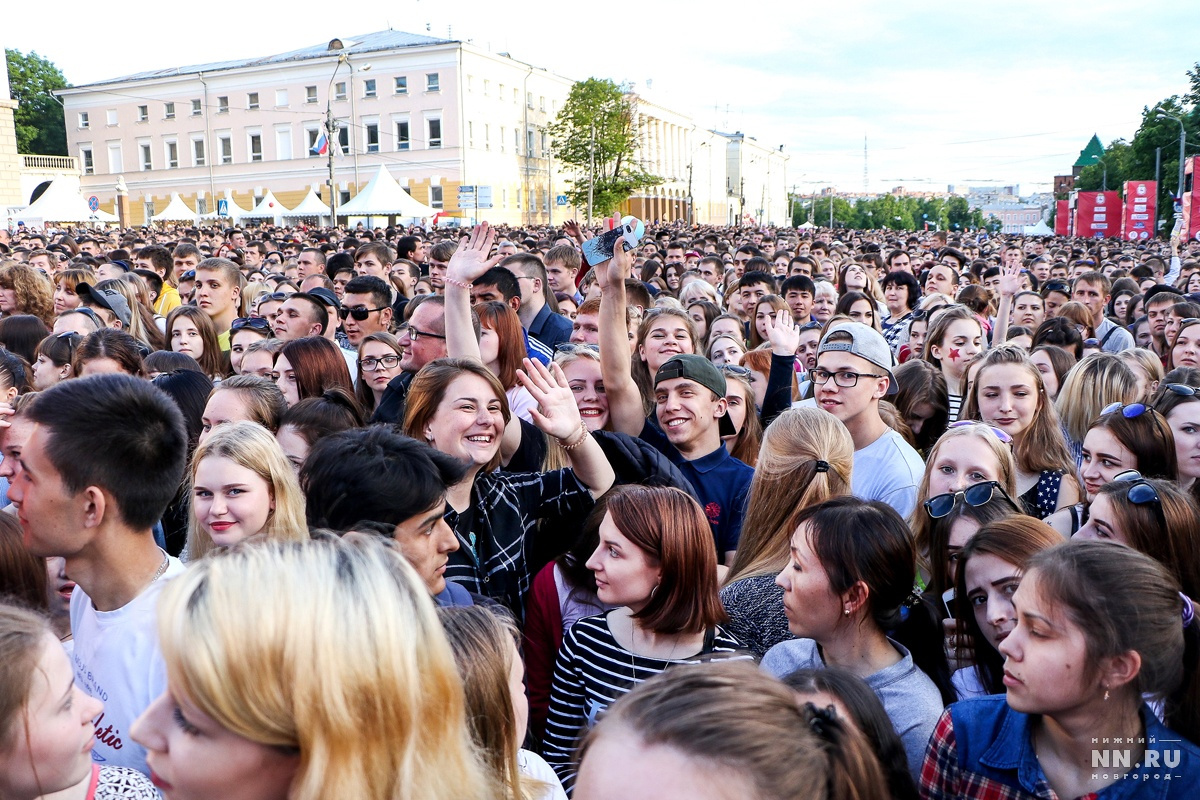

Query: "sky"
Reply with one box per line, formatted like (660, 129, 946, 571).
(8, 0, 1200, 196)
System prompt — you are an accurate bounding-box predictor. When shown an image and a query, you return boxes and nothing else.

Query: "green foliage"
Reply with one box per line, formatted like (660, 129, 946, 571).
(548, 78, 660, 218)
(6, 48, 69, 155)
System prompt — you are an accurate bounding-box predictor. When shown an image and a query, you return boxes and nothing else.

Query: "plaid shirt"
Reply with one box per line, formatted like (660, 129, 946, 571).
(444, 468, 594, 622)
(920, 696, 1200, 800)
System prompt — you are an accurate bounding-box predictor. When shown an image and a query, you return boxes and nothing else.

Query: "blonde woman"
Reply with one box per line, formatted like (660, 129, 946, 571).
(441, 606, 567, 800)
(1054, 352, 1138, 466)
(130, 534, 490, 800)
(184, 420, 308, 561)
(720, 407, 854, 657)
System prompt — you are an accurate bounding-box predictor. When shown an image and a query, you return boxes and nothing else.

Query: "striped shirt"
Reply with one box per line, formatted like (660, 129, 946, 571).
(541, 613, 743, 792)
(444, 469, 595, 622)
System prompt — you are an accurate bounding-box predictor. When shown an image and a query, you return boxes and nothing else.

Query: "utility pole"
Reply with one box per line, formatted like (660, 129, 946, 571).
(587, 122, 595, 226)
(1155, 147, 1162, 235)
(326, 106, 338, 223)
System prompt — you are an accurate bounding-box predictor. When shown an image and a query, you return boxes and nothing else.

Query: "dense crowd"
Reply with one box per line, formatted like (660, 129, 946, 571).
(0, 217, 1199, 799)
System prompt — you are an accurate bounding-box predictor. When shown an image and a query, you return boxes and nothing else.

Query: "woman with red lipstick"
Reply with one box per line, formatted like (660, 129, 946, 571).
(183, 421, 308, 562)
(949, 516, 1064, 699)
(0, 602, 157, 799)
(921, 541, 1200, 799)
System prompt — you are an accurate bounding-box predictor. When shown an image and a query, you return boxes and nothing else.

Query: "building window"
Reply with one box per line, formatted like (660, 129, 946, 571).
(430, 185, 444, 209)
(275, 89, 288, 107)
(106, 109, 118, 126)
(541, 130, 548, 154)
(107, 143, 122, 173)
(196, 197, 207, 215)
(306, 129, 320, 157)
(192, 99, 202, 115)
(526, 91, 533, 109)
(514, 128, 521, 154)
(337, 125, 349, 153)
(500, 126, 506, 153)
(137, 105, 148, 122)
(80, 147, 94, 174)
(193, 138, 206, 167)
(426, 73, 440, 92)
(334, 82, 347, 102)
(394, 76, 407, 95)
(249, 133, 263, 162)
(305, 85, 318, 104)
(484, 124, 490, 151)
(164, 102, 175, 120)
(527, 129, 536, 156)
(539, 96, 546, 111)
(468, 121, 474, 147)
(217, 96, 229, 113)
(166, 140, 178, 169)
(428, 118, 442, 149)
(365, 123, 379, 153)
(340, 190, 351, 205)
(247, 92, 260, 110)
(144, 200, 156, 221)
(396, 121, 410, 150)
(363, 79, 376, 98)
(140, 143, 152, 170)
(78, 112, 89, 128)
(219, 135, 232, 164)
(483, 79, 490, 97)
(275, 128, 292, 160)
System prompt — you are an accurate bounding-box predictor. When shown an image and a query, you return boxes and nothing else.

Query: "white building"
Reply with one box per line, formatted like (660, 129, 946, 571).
(58, 30, 574, 227)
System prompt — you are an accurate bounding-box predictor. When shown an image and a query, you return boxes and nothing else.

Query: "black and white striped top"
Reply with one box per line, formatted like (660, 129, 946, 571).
(541, 612, 744, 792)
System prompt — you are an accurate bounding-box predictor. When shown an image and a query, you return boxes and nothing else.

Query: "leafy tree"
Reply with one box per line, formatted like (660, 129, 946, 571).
(945, 196, 974, 231)
(548, 78, 660, 219)
(6, 48, 69, 155)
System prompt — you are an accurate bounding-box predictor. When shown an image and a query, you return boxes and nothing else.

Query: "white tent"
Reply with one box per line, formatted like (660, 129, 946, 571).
(1023, 219, 1054, 236)
(337, 165, 437, 221)
(150, 192, 198, 223)
(200, 190, 250, 222)
(242, 190, 291, 225)
(796, 220, 816, 229)
(20, 179, 119, 224)
(283, 188, 332, 222)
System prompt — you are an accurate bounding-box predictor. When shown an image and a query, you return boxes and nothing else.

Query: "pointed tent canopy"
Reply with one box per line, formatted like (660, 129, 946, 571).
(337, 165, 437, 219)
(283, 188, 332, 220)
(200, 190, 250, 221)
(150, 192, 198, 222)
(1023, 219, 1054, 236)
(21, 179, 118, 223)
(796, 220, 816, 229)
(242, 190, 291, 224)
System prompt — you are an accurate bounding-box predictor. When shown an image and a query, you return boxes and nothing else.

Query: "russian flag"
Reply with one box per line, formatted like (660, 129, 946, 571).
(311, 131, 328, 156)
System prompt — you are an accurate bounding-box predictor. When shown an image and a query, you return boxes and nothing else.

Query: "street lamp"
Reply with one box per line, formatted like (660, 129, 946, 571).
(1156, 110, 1187, 217)
(1090, 154, 1107, 192)
(325, 56, 351, 224)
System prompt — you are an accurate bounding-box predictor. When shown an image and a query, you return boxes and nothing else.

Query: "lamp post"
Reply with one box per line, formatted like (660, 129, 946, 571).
(1157, 110, 1187, 217)
(326, 55, 351, 225)
(1090, 154, 1107, 192)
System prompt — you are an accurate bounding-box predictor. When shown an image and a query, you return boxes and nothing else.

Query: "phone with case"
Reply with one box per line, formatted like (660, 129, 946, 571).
(581, 216, 644, 267)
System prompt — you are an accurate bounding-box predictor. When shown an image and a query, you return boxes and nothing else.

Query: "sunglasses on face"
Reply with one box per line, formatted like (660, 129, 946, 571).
(924, 480, 1016, 519)
(338, 305, 387, 321)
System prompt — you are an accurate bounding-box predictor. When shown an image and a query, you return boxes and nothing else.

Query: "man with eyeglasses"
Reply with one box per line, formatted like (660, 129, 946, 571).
(340, 276, 395, 348)
(813, 322, 924, 517)
(372, 296, 455, 424)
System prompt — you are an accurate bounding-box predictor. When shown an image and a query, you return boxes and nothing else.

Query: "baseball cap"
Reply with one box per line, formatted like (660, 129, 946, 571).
(817, 321, 898, 395)
(308, 287, 340, 309)
(654, 354, 737, 437)
(74, 282, 132, 328)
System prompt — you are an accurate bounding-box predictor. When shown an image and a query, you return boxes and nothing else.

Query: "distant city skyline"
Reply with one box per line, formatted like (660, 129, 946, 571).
(9, 0, 1199, 193)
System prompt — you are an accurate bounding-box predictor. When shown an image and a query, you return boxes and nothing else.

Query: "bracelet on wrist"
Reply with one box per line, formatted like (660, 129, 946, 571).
(558, 420, 589, 451)
(445, 277, 473, 290)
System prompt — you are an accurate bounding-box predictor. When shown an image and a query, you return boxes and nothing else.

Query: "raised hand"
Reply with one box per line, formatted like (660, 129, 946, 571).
(516, 358, 585, 442)
(563, 219, 586, 244)
(447, 221, 503, 285)
(764, 309, 800, 356)
(997, 263, 1022, 298)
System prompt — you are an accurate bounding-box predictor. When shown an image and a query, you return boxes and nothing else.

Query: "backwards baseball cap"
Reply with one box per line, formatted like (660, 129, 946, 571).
(816, 321, 898, 396)
(654, 354, 737, 437)
(74, 282, 132, 328)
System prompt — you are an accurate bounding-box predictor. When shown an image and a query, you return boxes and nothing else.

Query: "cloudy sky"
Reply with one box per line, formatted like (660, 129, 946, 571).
(9, 0, 1199, 195)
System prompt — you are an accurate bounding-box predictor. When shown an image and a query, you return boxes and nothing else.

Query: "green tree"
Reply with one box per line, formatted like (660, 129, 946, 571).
(548, 78, 660, 219)
(808, 195, 856, 227)
(6, 48, 69, 155)
(945, 196, 973, 231)
(1074, 139, 1134, 192)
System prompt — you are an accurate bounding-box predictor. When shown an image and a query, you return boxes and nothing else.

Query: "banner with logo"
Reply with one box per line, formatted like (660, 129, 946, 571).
(1055, 200, 1070, 236)
(1122, 181, 1156, 241)
(1075, 191, 1120, 238)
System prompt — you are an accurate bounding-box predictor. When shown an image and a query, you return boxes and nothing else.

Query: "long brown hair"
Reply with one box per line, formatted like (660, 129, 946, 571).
(354, 331, 402, 412)
(0, 603, 52, 748)
(725, 408, 853, 584)
(278, 336, 354, 403)
(403, 358, 511, 473)
(166, 305, 229, 379)
(474, 300, 525, 391)
(605, 485, 727, 635)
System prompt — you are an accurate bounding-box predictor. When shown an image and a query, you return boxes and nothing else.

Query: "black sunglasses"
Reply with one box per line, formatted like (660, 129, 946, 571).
(924, 480, 1017, 519)
(232, 316, 272, 332)
(338, 305, 388, 321)
(1111, 470, 1167, 532)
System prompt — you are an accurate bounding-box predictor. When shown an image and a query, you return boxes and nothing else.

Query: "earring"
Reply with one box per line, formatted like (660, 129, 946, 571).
(843, 607, 851, 616)
(1103, 686, 1110, 702)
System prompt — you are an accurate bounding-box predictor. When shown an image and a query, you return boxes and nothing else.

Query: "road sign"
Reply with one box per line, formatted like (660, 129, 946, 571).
(556, 195, 569, 206)
(217, 199, 229, 216)
(87, 196, 99, 212)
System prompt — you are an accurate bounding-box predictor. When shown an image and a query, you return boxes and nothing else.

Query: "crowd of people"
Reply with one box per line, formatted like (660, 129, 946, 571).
(1, 216, 1199, 799)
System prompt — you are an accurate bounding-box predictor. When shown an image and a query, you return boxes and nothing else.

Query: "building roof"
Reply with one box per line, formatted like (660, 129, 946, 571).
(1073, 134, 1105, 168)
(68, 30, 455, 89)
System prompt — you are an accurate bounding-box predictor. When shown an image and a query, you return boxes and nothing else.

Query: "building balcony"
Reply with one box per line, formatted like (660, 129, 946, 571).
(22, 155, 79, 171)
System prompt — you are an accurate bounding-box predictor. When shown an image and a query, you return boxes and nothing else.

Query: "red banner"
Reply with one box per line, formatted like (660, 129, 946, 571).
(1055, 200, 1070, 236)
(1075, 191, 1120, 238)
(1122, 181, 1156, 241)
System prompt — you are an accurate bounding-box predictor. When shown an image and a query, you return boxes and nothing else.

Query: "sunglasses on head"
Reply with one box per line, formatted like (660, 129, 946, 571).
(924, 480, 1016, 519)
(1111, 470, 1167, 531)
(1102, 402, 1148, 418)
(1164, 383, 1199, 397)
(719, 364, 752, 376)
(232, 316, 272, 332)
(554, 342, 599, 354)
(338, 305, 387, 321)
(947, 420, 1013, 444)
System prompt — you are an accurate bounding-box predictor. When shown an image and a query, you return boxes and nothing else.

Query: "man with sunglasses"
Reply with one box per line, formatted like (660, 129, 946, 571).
(813, 322, 925, 517)
(340, 276, 395, 348)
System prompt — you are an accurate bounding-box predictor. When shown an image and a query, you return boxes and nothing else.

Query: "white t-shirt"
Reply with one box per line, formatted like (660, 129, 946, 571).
(520, 748, 569, 800)
(70, 557, 185, 775)
(850, 427, 925, 519)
